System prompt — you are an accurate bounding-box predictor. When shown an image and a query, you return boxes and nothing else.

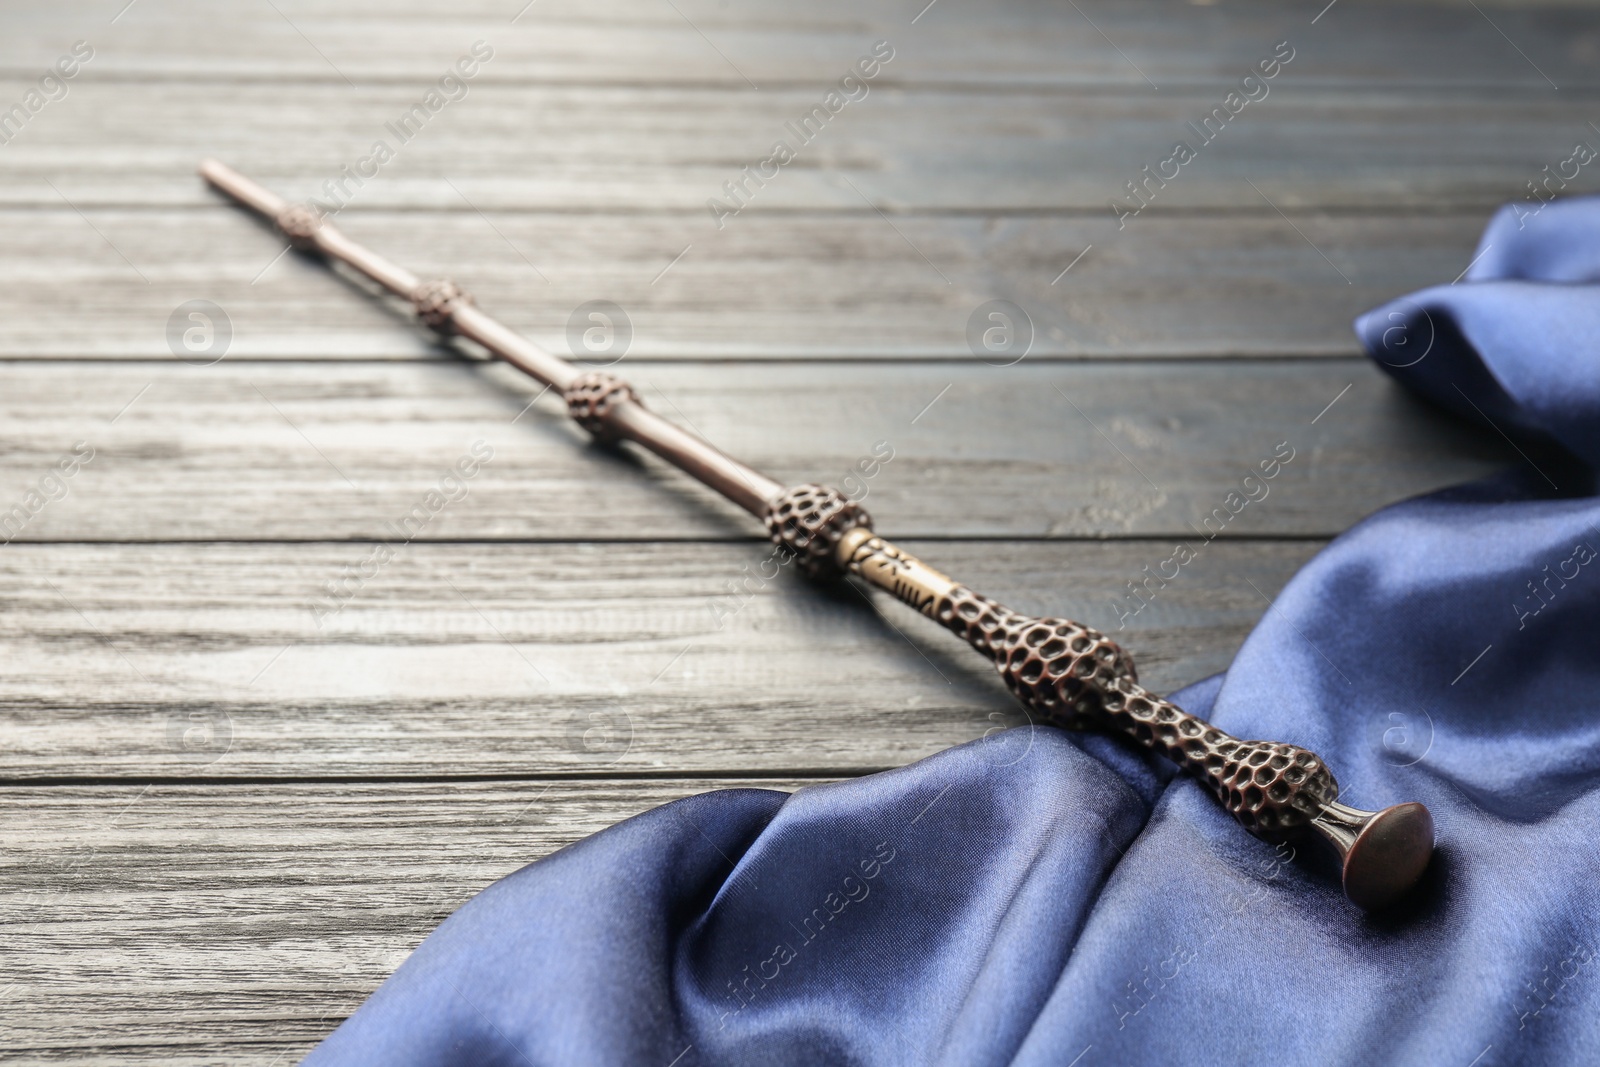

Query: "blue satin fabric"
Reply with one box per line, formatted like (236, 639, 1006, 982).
(304, 200, 1600, 1067)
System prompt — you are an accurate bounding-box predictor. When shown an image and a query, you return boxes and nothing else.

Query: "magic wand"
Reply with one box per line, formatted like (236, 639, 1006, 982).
(200, 158, 1434, 911)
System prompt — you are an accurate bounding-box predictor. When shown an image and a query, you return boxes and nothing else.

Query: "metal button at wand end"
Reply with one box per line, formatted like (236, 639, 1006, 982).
(1309, 798, 1435, 912)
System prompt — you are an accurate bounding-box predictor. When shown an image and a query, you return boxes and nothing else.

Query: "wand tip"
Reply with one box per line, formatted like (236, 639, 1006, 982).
(196, 159, 286, 217)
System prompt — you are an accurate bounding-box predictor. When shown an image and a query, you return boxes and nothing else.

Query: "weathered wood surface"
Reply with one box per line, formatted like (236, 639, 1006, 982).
(0, 360, 1507, 542)
(4, 0, 1597, 88)
(0, 0, 1569, 1061)
(0, 539, 1322, 780)
(0, 778, 824, 1061)
(7, 83, 1600, 213)
(0, 210, 1485, 359)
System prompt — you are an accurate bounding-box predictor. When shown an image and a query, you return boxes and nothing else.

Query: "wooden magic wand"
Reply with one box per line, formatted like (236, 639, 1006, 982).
(200, 159, 1434, 911)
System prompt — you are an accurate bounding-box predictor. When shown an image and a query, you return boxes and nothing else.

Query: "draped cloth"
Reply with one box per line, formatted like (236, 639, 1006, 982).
(304, 199, 1600, 1066)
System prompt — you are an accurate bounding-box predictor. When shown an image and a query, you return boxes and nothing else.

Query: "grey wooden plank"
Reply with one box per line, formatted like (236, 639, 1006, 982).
(4, 81, 1599, 212)
(1, 0, 1594, 89)
(0, 209, 1484, 359)
(0, 538, 1323, 779)
(0, 360, 1507, 542)
(0, 777, 825, 1060)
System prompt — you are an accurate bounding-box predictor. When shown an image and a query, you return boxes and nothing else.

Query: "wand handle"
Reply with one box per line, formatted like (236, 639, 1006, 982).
(764, 486, 1433, 909)
(201, 162, 1434, 910)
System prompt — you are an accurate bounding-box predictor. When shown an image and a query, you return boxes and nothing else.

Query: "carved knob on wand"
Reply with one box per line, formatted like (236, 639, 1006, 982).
(762, 485, 1434, 911)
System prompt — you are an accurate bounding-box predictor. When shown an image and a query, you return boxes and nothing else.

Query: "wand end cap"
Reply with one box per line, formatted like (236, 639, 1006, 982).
(1341, 801, 1434, 912)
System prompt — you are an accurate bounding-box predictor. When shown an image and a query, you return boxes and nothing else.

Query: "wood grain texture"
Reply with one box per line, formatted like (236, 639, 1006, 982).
(3, 0, 1596, 89)
(0, 209, 1485, 359)
(0, 778, 824, 1061)
(0, 538, 1326, 779)
(0, 359, 1509, 543)
(6, 81, 1600, 214)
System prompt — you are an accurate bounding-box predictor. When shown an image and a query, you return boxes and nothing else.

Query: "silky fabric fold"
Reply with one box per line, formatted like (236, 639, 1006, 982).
(304, 200, 1600, 1067)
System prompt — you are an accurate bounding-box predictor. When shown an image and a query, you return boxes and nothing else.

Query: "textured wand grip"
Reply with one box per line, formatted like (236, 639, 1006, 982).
(935, 584, 1337, 840)
(760, 485, 1434, 908)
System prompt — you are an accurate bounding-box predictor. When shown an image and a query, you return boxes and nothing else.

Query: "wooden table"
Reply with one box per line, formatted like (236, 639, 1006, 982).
(0, 0, 1584, 1060)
